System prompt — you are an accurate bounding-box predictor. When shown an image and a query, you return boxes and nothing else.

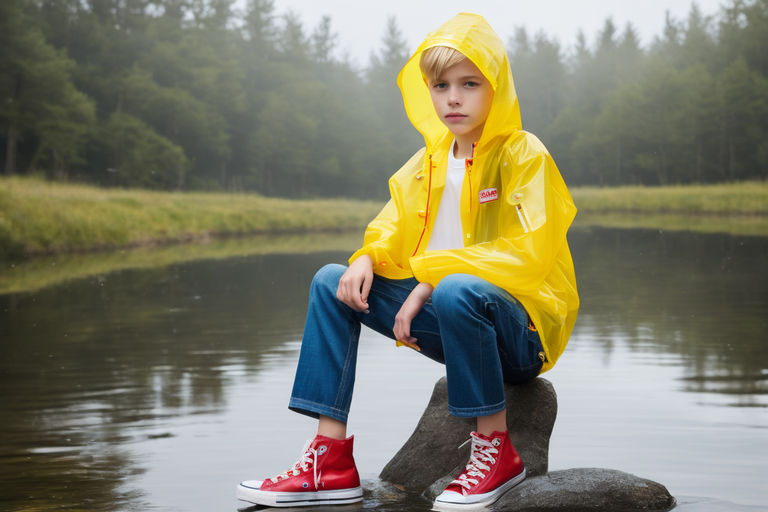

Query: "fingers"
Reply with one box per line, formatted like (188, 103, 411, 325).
(335, 256, 373, 312)
(393, 324, 405, 343)
(393, 313, 417, 343)
(394, 319, 420, 351)
(337, 283, 364, 311)
(360, 270, 372, 305)
(336, 269, 370, 312)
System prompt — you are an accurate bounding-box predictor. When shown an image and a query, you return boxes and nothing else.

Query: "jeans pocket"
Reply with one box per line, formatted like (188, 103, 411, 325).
(499, 321, 544, 384)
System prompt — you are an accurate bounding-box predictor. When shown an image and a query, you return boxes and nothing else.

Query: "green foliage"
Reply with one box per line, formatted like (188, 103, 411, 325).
(0, 0, 96, 177)
(510, 0, 768, 186)
(366, 15, 422, 162)
(101, 112, 188, 188)
(2, 0, 766, 193)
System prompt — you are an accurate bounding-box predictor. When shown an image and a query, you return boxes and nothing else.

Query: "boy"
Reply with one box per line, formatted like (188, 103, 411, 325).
(237, 12, 578, 509)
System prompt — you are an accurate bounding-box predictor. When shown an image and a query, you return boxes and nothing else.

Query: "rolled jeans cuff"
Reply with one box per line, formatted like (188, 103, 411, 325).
(288, 396, 349, 424)
(448, 399, 507, 418)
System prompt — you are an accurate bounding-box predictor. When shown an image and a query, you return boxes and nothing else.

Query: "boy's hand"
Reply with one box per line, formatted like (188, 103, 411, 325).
(393, 282, 434, 351)
(337, 255, 373, 312)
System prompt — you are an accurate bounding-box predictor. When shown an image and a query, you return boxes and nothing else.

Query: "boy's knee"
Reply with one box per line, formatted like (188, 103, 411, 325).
(432, 274, 485, 311)
(312, 263, 346, 292)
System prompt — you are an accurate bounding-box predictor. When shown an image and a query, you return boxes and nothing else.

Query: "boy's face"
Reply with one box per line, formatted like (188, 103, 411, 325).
(427, 58, 494, 146)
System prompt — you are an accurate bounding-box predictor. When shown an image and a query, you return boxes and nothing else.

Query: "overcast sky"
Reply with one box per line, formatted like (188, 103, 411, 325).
(262, 0, 725, 66)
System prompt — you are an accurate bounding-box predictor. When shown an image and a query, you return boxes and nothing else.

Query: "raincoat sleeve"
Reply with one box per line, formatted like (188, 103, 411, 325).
(348, 150, 424, 280)
(408, 149, 576, 296)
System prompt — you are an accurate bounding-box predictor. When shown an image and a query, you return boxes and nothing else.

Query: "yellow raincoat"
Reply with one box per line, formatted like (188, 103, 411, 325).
(349, 13, 578, 372)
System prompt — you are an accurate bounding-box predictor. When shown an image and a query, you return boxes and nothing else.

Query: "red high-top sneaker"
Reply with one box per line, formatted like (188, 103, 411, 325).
(433, 430, 526, 509)
(237, 434, 362, 507)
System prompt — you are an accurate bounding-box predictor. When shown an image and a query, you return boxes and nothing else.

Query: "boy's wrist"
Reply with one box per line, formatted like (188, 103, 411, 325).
(417, 282, 434, 293)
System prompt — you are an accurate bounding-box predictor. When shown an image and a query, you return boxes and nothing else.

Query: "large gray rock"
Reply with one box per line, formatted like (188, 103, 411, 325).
(491, 468, 676, 512)
(380, 376, 557, 491)
(382, 377, 674, 512)
(424, 468, 674, 511)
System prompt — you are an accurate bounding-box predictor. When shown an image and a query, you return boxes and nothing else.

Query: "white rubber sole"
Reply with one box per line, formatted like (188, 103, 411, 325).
(433, 468, 526, 510)
(236, 481, 363, 508)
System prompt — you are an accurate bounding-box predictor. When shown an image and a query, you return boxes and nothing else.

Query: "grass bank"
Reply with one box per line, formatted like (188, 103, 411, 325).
(570, 181, 768, 236)
(0, 176, 382, 260)
(1, 177, 766, 262)
(570, 181, 768, 215)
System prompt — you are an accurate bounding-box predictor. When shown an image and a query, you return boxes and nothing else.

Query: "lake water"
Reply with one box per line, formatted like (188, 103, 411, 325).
(1, 227, 766, 511)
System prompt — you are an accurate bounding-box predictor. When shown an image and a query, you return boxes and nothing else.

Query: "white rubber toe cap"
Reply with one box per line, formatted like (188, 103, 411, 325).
(435, 489, 466, 504)
(238, 480, 263, 490)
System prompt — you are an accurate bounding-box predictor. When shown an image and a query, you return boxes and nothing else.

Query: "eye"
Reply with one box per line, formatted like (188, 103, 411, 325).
(464, 81, 480, 88)
(432, 82, 447, 90)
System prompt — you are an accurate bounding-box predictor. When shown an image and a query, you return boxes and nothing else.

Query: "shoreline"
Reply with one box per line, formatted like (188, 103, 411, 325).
(0, 176, 382, 260)
(2, 177, 767, 262)
(0, 231, 365, 295)
(6, 225, 363, 259)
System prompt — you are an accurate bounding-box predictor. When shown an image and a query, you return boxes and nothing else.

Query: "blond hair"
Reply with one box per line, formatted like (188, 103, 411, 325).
(419, 46, 467, 81)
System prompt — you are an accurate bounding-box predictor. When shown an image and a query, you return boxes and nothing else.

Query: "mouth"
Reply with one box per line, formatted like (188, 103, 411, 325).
(445, 113, 467, 121)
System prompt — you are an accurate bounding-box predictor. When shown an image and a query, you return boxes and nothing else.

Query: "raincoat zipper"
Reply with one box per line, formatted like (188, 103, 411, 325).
(466, 143, 476, 212)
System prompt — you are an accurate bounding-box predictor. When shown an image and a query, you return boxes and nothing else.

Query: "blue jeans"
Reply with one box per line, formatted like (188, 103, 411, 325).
(288, 264, 544, 423)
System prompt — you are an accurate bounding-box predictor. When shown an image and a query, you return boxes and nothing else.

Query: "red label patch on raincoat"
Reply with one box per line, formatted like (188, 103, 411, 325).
(479, 188, 498, 204)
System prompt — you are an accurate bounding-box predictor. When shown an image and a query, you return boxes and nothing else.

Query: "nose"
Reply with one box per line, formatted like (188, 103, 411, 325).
(448, 86, 461, 106)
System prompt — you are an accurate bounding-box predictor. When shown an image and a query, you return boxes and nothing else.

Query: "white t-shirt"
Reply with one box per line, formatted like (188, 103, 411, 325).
(426, 144, 465, 251)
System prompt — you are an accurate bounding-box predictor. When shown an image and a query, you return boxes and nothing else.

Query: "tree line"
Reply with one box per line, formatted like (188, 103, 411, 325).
(512, 1, 768, 186)
(1, 0, 766, 198)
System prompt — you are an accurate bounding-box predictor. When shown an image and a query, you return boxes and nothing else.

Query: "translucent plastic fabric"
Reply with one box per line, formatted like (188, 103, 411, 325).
(349, 13, 578, 372)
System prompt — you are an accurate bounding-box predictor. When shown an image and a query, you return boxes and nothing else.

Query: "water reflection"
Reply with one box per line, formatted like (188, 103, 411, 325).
(570, 227, 768, 403)
(0, 228, 766, 510)
(0, 251, 346, 511)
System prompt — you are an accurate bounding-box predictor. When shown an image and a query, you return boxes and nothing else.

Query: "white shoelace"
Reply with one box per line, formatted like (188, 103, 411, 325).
(269, 439, 320, 489)
(450, 432, 499, 493)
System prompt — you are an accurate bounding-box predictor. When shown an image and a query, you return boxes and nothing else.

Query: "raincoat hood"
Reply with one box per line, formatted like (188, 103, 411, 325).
(397, 13, 522, 151)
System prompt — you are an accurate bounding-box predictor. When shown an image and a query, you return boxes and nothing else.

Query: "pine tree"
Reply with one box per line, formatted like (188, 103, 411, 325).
(1, 0, 95, 176)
